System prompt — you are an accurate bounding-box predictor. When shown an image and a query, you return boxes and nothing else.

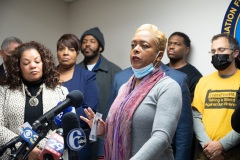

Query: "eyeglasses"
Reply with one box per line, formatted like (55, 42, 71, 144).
(208, 47, 233, 55)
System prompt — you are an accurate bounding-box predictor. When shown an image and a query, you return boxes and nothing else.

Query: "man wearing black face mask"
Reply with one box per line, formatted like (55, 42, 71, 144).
(192, 33, 240, 160)
(211, 47, 235, 71)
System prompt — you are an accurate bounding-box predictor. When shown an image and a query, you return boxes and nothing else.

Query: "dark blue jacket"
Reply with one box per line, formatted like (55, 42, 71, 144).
(61, 65, 99, 160)
(62, 65, 99, 128)
(106, 63, 193, 160)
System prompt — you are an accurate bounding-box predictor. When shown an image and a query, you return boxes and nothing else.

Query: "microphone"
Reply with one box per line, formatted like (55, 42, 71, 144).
(20, 127, 39, 146)
(6, 123, 39, 159)
(54, 104, 76, 127)
(38, 128, 64, 160)
(0, 136, 21, 156)
(32, 90, 84, 131)
(19, 91, 83, 160)
(62, 112, 87, 160)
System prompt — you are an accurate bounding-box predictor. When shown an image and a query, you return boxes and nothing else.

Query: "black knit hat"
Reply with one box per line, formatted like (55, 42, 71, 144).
(80, 27, 105, 52)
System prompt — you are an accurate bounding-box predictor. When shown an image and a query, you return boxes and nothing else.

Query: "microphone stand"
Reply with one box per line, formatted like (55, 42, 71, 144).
(21, 122, 52, 160)
(9, 119, 52, 160)
(0, 136, 19, 157)
(9, 141, 28, 160)
(0, 145, 17, 159)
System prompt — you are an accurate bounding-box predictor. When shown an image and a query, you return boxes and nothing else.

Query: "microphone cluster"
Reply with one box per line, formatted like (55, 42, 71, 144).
(0, 90, 86, 160)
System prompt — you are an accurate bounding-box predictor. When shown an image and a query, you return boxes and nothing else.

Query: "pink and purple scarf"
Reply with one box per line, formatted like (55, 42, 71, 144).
(104, 68, 165, 160)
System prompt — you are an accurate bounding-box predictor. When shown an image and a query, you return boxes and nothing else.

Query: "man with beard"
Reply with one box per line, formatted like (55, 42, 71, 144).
(192, 33, 240, 159)
(78, 27, 121, 160)
(167, 32, 202, 102)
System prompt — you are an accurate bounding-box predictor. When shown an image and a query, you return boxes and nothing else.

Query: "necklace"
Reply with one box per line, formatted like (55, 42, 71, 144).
(24, 84, 43, 106)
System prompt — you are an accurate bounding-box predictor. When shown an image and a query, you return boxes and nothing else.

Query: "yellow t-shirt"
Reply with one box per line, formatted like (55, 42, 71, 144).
(192, 70, 240, 141)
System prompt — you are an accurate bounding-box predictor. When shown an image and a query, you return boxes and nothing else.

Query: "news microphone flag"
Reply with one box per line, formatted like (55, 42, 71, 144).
(54, 103, 76, 127)
(20, 127, 39, 146)
(38, 131, 64, 160)
(67, 128, 86, 151)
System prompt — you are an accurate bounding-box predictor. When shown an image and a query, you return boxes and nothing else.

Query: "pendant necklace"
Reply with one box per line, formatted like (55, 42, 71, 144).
(24, 84, 43, 106)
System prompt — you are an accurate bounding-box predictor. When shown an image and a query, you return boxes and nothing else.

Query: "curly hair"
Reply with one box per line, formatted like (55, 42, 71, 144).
(1, 41, 60, 89)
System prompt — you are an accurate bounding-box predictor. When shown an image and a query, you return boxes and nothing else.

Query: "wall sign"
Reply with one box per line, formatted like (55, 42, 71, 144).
(221, 0, 239, 42)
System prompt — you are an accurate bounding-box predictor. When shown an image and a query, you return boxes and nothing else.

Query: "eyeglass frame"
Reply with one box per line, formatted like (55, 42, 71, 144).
(208, 47, 234, 56)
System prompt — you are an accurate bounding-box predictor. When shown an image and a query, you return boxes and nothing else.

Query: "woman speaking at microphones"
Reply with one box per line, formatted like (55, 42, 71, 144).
(81, 24, 182, 160)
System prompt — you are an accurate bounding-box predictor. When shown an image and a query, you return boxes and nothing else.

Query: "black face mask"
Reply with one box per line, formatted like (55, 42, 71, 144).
(211, 54, 232, 71)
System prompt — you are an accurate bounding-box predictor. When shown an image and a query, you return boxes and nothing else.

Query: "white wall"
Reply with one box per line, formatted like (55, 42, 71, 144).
(0, 0, 231, 75)
(69, 0, 231, 76)
(0, 0, 68, 62)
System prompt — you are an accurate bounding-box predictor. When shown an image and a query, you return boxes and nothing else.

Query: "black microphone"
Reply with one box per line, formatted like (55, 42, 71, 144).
(1, 128, 38, 159)
(32, 90, 84, 131)
(0, 136, 21, 156)
(19, 90, 83, 160)
(62, 112, 84, 160)
(9, 123, 39, 159)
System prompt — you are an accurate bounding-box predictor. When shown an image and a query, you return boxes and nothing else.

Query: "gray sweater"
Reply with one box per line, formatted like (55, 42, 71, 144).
(128, 76, 182, 160)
